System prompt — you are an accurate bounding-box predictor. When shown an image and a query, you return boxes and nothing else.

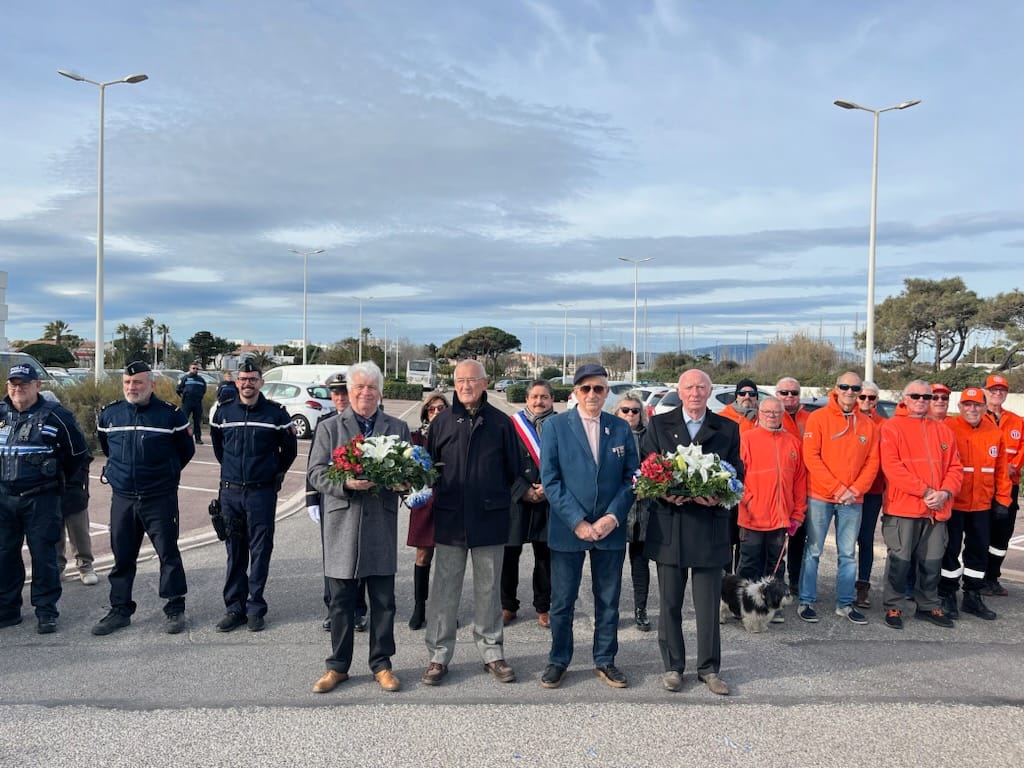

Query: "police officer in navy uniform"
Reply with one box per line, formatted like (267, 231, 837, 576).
(210, 360, 297, 632)
(0, 364, 89, 634)
(92, 361, 196, 636)
(176, 360, 208, 444)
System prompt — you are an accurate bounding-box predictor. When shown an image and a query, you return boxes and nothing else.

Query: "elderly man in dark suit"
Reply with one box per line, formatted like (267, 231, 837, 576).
(644, 369, 743, 695)
(539, 364, 639, 689)
(307, 361, 410, 694)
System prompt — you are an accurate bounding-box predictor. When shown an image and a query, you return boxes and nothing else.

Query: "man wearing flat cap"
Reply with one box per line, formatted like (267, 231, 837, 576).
(93, 361, 196, 636)
(0, 364, 89, 634)
(210, 360, 297, 632)
(539, 364, 638, 690)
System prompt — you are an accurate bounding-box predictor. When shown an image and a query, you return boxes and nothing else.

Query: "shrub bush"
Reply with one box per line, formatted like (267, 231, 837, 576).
(383, 381, 424, 401)
(505, 384, 526, 403)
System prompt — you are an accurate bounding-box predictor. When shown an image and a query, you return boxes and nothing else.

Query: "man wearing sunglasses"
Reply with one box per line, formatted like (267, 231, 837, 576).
(982, 374, 1024, 597)
(929, 383, 954, 424)
(799, 372, 879, 625)
(540, 364, 638, 690)
(776, 377, 810, 597)
(878, 380, 963, 629)
(719, 379, 759, 435)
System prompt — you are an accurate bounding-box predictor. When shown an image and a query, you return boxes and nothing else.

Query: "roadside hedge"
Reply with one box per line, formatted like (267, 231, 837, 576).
(384, 381, 425, 401)
(505, 384, 572, 403)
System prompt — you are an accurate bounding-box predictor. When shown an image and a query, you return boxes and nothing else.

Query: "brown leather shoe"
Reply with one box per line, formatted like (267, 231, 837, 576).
(502, 609, 516, 626)
(537, 612, 550, 628)
(374, 668, 401, 692)
(484, 659, 516, 683)
(698, 672, 730, 696)
(312, 669, 348, 693)
(422, 662, 448, 686)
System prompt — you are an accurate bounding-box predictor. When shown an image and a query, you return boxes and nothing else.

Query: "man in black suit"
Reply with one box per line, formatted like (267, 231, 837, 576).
(643, 369, 743, 696)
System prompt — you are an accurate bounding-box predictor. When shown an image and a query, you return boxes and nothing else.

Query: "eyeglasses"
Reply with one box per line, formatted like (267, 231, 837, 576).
(236, 376, 260, 384)
(932, 395, 950, 402)
(576, 384, 607, 395)
(905, 393, 934, 401)
(427, 405, 447, 413)
(759, 410, 783, 417)
(960, 401, 985, 408)
(454, 377, 485, 385)
(6, 380, 34, 389)
(837, 383, 862, 392)
(619, 407, 640, 415)
(857, 394, 877, 402)
(776, 390, 800, 397)
(736, 390, 757, 397)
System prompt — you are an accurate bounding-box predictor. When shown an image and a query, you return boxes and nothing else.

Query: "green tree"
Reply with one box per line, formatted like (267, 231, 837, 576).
(20, 342, 75, 367)
(438, 326, 521, 380)
(141, 316, 156, 367)
(979, 289, 1024, 370)
(156, 323, 170, 366)
(751, 333, 839, 386)
(540, 365, 562, 380)
(42, 320, 71, 346)
(113, 325, 148, 366)
(187, 331, 237, 368)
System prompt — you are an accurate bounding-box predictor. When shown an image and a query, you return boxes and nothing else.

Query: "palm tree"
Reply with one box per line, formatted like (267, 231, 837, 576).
(157, 323, 170, 367)
(43, 320, 71, 346)
(116, 323, 130, 366)
(142, 316, 156, 367)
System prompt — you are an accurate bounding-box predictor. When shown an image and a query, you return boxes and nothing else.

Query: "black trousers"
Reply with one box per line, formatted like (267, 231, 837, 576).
(500, 541, 551, 613)
(628, 540, 651, 611)
(221, 486, 276, 618)
(182, 399, 204, 441)
(318, 509, 366, 615)
(108, 493, 187, 616)
(986, 484, 1019, 581)
(737, 527, 786, 582)
(325, 575, 395, 674)
(0, 491, 62, 620)
(656, 562, 721, 676)
(788, 523, 807, 587)
(941, 510, 990, 595)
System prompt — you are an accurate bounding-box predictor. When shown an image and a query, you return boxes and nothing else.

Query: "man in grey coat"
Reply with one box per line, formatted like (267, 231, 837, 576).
(307, 362, 410, 694)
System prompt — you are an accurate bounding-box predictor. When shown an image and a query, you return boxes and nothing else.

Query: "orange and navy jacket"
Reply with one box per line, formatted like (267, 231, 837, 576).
(949, 416, 1012, 512)
(986, 407, 1024, 483)
(803, 391, 879, 503)
(739, 426, 807, 531)
(719, 403, 757, 434)
(880, 402, 963, 521)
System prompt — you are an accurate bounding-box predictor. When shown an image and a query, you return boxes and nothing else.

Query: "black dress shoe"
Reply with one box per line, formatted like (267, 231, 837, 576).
(354, 614, 368, 632)
(216, 612, 247, 632)
(321, 617, 331, 631)
(37, 617, 57, 634)
(540, 664, 567, 689)
(634, 607, 651, 631)
(595, 664, 628, 688)
(247, 615, 266, 632)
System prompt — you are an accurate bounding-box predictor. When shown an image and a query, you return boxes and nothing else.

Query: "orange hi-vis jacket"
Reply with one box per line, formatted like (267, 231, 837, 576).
(949, 416, 1012, 512)
(880, 403, 963, 521)
(803, 392, 879, 503)
(739, 426, 807, 531)
(861, 408, 886, 495)
(719, 403, 757, 434)
(986, 407, 1024, 483)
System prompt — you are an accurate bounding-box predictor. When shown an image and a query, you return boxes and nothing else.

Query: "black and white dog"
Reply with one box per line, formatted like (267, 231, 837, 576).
(720, 574, 792, 633)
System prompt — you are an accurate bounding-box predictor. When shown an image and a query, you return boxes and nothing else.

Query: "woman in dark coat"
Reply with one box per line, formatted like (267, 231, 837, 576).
(617, 391, 652, 631)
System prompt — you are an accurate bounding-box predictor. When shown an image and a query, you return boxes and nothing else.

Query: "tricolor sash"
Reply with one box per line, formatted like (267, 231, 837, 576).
(511, 410, 541, 468)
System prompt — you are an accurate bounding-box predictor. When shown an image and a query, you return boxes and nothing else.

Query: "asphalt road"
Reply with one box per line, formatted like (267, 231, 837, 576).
(3, 394, 1024, 767)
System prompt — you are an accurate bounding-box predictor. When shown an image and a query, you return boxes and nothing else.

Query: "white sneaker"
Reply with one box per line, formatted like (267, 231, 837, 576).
(80, 569, 99, 586)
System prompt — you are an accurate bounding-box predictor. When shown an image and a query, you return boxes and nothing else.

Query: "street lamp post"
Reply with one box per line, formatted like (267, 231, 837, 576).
(58, 69, 148, 382)
(557, 303, 574, 381)
(618, 256, 653, 383)
(350, 296, 373, 362)
(567, 332, 578, 371)
(289, 248, 325, 365)
(834, 98, 921, 382)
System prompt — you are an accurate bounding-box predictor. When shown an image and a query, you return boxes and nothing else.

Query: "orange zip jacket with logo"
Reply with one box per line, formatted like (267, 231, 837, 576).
(739, 426, 807, 530)
(949, 416, 1012, 512)
(880, 403, 963, 521)
(986, 407, 1024, 483)
(802, 391, 879, 503)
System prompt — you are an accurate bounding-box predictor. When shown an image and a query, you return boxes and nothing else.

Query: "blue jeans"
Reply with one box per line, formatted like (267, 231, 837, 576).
(548, 547, 625, 668)
(799, 498, 861, 608)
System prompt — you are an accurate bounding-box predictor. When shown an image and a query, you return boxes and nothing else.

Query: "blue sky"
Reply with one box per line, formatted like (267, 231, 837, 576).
(2, 1, 1022, 358)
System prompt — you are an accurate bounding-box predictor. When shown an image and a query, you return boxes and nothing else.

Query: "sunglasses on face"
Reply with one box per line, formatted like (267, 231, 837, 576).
(619, 407, 640, 415)
(736, 390, 757, 398)
(837, 383, 862, 392)
(905, 393, 934, 401)
(858, 394, 877, 402)
(932, 395, 950, 402)
(427, 405, 447, 413)
(576, 384, 607, 394)
(776, 389, 799, 397)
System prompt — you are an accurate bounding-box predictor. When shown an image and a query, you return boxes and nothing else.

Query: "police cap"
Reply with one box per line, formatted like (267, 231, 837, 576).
(327, 373, 348, 392)
(238, 359, 261, 374)
(7, 364, 39, 382)
(125, 361, 152, 376)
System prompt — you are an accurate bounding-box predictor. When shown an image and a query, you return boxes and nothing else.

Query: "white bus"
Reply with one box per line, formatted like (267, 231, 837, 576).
(406, 359, 436, 391)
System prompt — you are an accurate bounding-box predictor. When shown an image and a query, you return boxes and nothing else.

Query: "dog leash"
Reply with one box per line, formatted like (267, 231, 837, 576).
(769, 534, 790, 581)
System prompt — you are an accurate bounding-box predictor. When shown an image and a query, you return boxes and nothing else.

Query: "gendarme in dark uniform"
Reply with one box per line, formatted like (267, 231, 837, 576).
(92, 360, 196, 636)
(210, 360, 297, 632)
(0, 364, 89, 634)
(176, 361, 208, 444)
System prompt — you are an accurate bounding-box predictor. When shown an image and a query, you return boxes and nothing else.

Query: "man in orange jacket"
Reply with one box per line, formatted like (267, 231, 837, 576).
(737, 398, 807, 596)
(719, 379, 759, 435)
(941, 387, 1011, 621)
(982, 374, 1023, 596)
(799, 372, 879, 625)
(879, 380, 963, 629)
(776, 377, 810, 597)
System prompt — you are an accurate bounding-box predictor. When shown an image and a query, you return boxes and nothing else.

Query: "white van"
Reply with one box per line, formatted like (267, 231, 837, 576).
(262, 364, 349, 385)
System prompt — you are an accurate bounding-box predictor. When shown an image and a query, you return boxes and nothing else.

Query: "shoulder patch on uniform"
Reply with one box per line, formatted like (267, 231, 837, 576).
(271, 400, 288, 412)
(1012, 429, 1021, 440)
(100, 400, 120, 410)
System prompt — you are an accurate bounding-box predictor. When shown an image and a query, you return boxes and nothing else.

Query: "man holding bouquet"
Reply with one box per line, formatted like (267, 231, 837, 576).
(307, 361, 410, 693)
(643, 369, 743, 695)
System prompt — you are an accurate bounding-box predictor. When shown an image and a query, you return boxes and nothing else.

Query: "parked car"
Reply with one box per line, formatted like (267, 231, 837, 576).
(566, 381, 637, 413)
(632, 385, 671, 418)
(209, 380, 333, 439)
(494, 379, 515, 392)
(653, 384, 769, 417)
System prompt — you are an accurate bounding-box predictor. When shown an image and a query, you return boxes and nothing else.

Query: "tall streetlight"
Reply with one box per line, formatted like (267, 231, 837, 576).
(350, 295, 373, 362)
(58, 69, 149, 381)
(528, 322, 542, 378)
(618, 256, 653, 383)
(834, 98, 921, 382)
(557, 303, 574, 381)
(289, 248, 324, 365)
(567, 332, 578, 372)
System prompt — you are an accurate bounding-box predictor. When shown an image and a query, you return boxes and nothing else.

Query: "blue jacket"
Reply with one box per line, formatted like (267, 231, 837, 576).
(97, 395, 195, 496)
(0, 395, 90, 495)
(540, 408, 639, 552)
(176, 372, 207, 403)
(211, 393, 297, 485)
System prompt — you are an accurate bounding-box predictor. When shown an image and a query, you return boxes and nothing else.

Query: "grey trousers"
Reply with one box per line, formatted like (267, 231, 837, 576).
(425, 543, 505, 667)
(881, 514, 948, 612)
(57, 509, 94, 572)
